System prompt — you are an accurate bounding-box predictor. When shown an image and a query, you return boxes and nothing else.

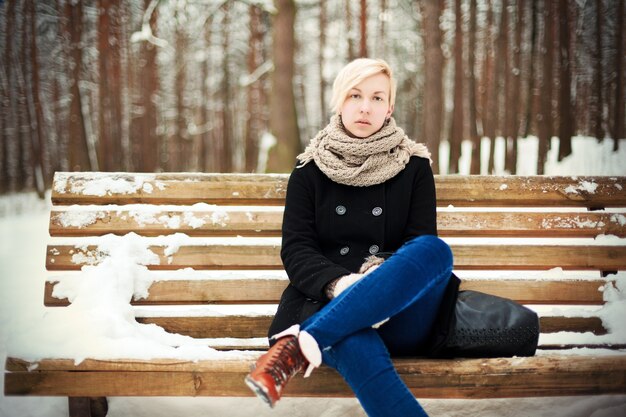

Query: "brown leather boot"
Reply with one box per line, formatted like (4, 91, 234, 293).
(244, 335, 309, 408)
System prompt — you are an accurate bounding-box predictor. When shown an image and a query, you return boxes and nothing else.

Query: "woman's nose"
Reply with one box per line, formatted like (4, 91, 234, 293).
(360, 99, 371, 113)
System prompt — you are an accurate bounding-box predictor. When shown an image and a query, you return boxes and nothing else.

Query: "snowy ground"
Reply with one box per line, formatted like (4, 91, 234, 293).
(1, 136, 626, 416)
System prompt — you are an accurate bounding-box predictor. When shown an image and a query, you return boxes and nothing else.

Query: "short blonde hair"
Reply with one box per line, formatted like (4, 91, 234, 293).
(329, 58, 396, 115)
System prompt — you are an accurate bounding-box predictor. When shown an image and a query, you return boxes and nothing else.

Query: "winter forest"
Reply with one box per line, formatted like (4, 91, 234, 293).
(1, 0, 625, 198)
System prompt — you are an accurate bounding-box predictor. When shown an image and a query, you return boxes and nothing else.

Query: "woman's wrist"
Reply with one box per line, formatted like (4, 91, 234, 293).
(324, 279, 339, 300)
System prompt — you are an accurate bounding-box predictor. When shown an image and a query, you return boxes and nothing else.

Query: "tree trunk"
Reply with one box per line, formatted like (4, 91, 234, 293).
(26, 0, 47, 196)
(482, 1, 496, 172)
(130, 0, 159, 172)
(359, 0, 367, 57)
(612, 0, 625, 148)
(419, 0, 445, 173)
(98, 0, 123, 172)
(345, 0, 355, 61)
(523, 0, 538, 137)
(378, 0, 387, 58)
(65, 1, 91, 171)
(505, 0, 523, 174)
(18, 1, 31, 190)
(488, 1, 506, 173)
(593, 0, 604, 142)
(558, 0, 573, 160)
(220, 3, 233, 172)
(266, 0, 300, 172)
(468, 0, 480, 174)
(449, 0, 464, 174)
(201, 14, 214, 172)
(537, 0, 554, 175)
(319, 0, 327, 120)
(245, 5, 265, 172)
(2, 0, 17, 192)
(508, 0, 525, 173)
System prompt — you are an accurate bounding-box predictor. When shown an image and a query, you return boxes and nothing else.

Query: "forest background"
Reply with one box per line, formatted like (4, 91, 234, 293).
(1, 0, 625, 199)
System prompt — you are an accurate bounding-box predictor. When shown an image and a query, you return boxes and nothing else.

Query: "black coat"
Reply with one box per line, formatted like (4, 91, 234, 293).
(268, 156, 459, 342)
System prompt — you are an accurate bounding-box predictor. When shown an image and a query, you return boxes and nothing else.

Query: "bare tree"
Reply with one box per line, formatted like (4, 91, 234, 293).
(266, 0, 300, 172)
(245, 4, 266, 172)
(558, 0, 574, 160)
(612, 0, 625, 147)
(449, 0, 464, 174)
(130, 0, 160, 172)
(345, 0, 355, 61)
(378, 0, 387, 58)
(504, 0, 523, 174)
(359, 0, 367, 57)
(537, 0, 555, 174)
(468, 0, 480, 174)
(2, 0, 17, 192)
(98, 0, 123, 171)
(593, 0, 604, 142)
(26, 0, 47, 196)
(481, 1, 496, 172)
(219, 3, 233, 172)
(64, 1, 91, 171)
(419, 0, 445, 173)
(522, 0, 538, 137)
(319, 0, 327, 119)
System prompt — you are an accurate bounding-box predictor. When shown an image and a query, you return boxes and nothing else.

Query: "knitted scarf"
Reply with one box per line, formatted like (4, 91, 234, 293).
(297, 115, 431, 187)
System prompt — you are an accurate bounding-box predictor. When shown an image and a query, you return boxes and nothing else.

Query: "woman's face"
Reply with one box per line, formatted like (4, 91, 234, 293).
(340, 73, 393, 138)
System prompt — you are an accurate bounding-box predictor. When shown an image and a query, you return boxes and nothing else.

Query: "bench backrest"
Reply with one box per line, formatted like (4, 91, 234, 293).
(45, 173, 626, 350)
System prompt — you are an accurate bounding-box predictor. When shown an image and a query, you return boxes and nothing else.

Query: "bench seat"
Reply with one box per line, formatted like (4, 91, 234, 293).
(4, 172, 626, 416)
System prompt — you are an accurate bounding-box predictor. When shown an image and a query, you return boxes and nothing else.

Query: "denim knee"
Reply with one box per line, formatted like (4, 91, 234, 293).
(402, 235, 453, 271)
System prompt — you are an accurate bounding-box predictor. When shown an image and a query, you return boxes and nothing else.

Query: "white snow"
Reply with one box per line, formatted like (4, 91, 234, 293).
(2, 139, 626, 416)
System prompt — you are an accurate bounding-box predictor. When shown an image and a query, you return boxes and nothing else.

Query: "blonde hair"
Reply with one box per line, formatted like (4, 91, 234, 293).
(329, 58, 396, 115)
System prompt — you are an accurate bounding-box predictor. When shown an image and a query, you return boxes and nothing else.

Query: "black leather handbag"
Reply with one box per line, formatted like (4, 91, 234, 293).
(427, 278, 540, 358)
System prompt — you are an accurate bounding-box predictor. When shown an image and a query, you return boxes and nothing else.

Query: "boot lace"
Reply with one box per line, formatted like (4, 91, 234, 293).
(262, 337, 307, 388)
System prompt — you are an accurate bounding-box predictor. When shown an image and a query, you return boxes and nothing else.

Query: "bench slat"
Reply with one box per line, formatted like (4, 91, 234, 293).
(46, 244, 626, 271)
(6, 355, 625, 398)
(49, 210, 626, 238)
(51, 173, 626, 208)
(133, 315, 605, 338)
(44, 279, 605, 306)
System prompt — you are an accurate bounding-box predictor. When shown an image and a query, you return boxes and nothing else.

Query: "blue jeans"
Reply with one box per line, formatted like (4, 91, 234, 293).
(301, 235, 453, 417)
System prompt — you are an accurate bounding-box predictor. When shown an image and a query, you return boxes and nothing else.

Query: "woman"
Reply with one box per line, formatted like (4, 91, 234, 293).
(245, 58, 459, 417)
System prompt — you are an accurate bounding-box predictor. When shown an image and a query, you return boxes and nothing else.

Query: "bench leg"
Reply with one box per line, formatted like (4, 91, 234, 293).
(68, 397, 108, 417)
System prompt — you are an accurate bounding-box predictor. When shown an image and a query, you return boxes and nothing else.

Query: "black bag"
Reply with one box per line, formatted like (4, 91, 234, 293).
(428, 281, 540, 358)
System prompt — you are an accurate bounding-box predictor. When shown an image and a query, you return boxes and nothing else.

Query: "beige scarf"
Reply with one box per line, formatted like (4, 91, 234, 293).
(297, 115, 431, 187)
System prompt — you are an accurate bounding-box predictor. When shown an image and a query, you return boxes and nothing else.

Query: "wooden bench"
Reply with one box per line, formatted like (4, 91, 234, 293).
(4, 172, 626, 416)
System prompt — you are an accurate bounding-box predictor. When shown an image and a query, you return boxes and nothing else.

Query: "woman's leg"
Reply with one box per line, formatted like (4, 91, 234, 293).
(323, 328, 428, 417)
(301, 235, 453, 351)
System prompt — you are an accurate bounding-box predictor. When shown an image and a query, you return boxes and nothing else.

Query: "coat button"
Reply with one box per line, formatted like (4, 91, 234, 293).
(372, 207, 383, 216)
(369, 245, 380, 255)
(336, 205, 347, 215)
(340, 246, 350, 255)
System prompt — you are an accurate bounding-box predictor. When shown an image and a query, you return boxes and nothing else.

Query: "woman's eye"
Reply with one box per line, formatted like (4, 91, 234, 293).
(351, 94, 361, 99)
(373, 96, 383, 102)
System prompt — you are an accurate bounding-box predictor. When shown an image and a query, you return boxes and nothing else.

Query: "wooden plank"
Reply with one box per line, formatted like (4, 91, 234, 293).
(46, 244, 626, 271)
(436, 211, 626, 238)
(133, 315, 603, 338)
(49, 209, 284, 237)
(51, 173, 626, 208)
(44, 279, 605, 306)
(435, 176, 626, 208)
(51, 172, 289, 206)
(6, 355, 626, 398)
(49, 210, 626, 238)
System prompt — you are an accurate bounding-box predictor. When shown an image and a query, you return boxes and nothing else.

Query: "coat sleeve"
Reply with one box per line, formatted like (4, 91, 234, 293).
(403, 157, 438, 241)
(280, 166, 352, 301)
